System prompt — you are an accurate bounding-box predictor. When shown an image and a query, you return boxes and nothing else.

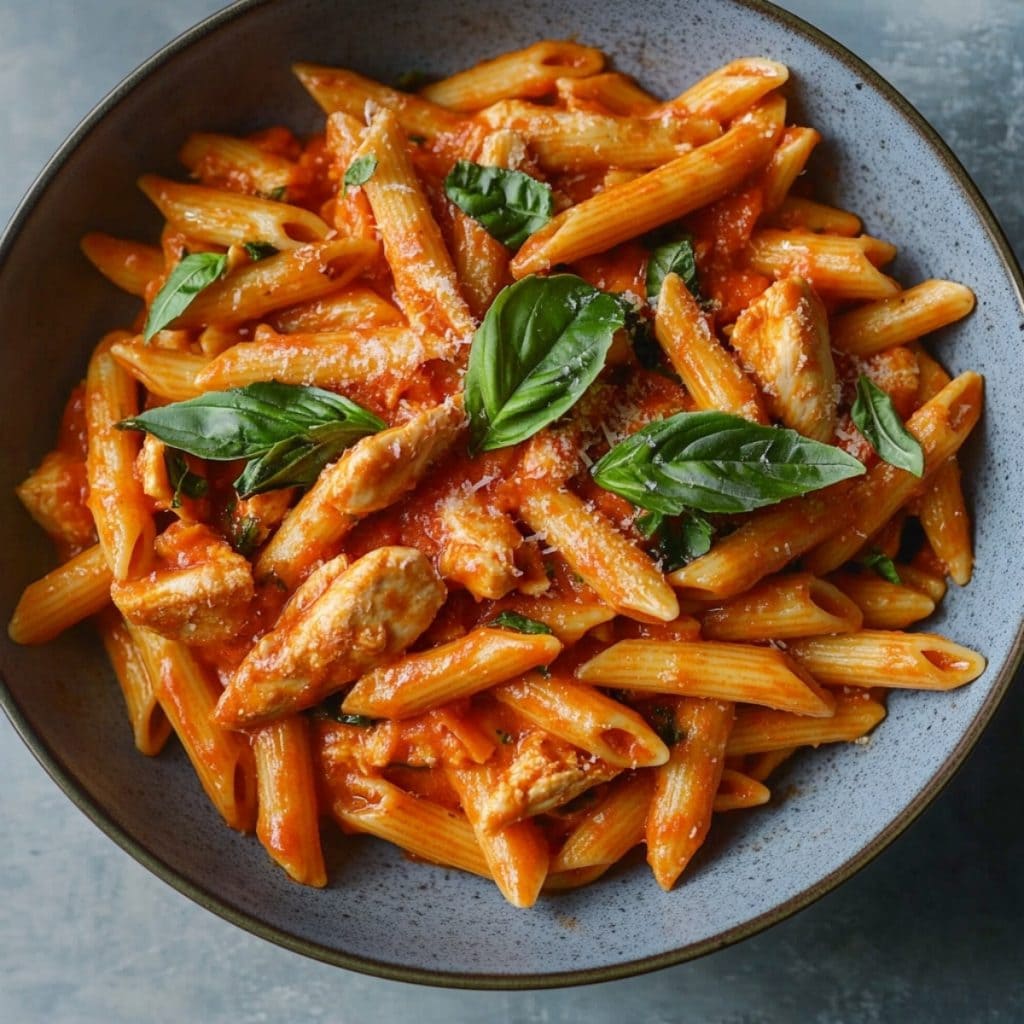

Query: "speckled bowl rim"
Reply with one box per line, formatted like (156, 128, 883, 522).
(1, 0, 1022, 991)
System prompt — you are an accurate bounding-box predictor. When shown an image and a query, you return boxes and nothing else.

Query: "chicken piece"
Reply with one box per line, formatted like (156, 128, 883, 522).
(730, 276, 837, 441)
(437, 491, 522, 600)
(111, 523, 254, 644)
(216, 546, 446, 729)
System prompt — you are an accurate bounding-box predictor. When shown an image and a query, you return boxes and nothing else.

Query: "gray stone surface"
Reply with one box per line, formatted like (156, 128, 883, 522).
(1, 0, 1021, 1020)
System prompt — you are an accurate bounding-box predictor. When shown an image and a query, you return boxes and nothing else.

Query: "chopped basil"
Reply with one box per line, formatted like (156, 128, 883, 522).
(344, 154, 378, 190)
(243, 241, 278, 262)
(464, 274, 624, 453)
(649, 704, 685, 747)
(592, 411, 865, 515)
(307, 694, 377, 726)
(496, 729, 514, 745)
(851, 375, 925, 477)
(164, 449, 208, 508)
(489, 611, 554, 635)
(443, 160, 553, 250)
(143, 252, 227, 341)
(266, 185, 288, 201)
(646, 235, 703, 304)
(229, 514, 262, 558)
(117, 382, 384, 497)
(860, 547, 902, 585)
(638, 510, 714, 571)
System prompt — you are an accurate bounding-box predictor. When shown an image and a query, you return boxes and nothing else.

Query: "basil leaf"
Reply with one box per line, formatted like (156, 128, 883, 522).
(243, 241, 278, 262)
(444, 160, 554, 250)
(344, 155, 378, 190)
(307, 694, 378, 726)
(118, 382, 383, 460)
(265, 185, 288, 201)
(592, 411, 865, 515)
(646, 235, 701, 302)
(851, 375, 925, 477)
(860, 547, 902, 585)
(144, 252, 227, 341)
(489, 611, 554, 635)
(495, 729, 514, 745)
(649, 705, 685, 747)
(164, 449, 208, 508)
(229, 514, 262, 557)
(464, 274, 624, 453)
(636, 509, 714, 571)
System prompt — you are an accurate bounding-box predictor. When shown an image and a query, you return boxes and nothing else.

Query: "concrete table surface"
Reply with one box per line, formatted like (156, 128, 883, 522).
(1, 1, 1021, 1020)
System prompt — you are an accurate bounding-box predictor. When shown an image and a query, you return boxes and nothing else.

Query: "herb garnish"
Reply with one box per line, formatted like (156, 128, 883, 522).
(851, 375, 924, 477)
(144, 252, 227, 341)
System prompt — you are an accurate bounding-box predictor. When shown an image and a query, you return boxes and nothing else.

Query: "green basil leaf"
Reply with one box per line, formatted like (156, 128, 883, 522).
(489, 611, 554, 635)
(344, 154, 378, 190)
(860, 547, 902, 585)
(851, 375, 925, 477)
(164, 449, 208, 508)
(266, 185, 288, 201)
(636, 509, 714, 571)
(648, 705, 685, 747)
(233, 417, 382, 497)
(464, 274, 624, 453)
(229, 514, 262, 557)
(592, 411, 866, 515)
(118, 382, 384, 461)
(306, 694, 378, 726)
(243, 241, 278, 262)
(143, 252, 227, 341)
(495, 729, 514, 745)
(646, 235, 701, 302)
(443, 160, 554, 250)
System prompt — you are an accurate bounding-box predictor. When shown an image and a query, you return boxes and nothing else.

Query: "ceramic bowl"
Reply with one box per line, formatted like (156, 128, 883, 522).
(1, 0, 1022, 989)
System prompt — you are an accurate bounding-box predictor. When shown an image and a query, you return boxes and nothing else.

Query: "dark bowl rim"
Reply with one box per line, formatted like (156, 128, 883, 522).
(2, 0, 1022, 992)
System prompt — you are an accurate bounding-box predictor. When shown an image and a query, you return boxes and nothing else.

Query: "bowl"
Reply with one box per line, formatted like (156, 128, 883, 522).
(1, 0, 1022, 989)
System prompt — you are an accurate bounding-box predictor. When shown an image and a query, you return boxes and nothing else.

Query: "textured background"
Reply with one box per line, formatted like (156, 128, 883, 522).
(1, 0, 1022, 1020)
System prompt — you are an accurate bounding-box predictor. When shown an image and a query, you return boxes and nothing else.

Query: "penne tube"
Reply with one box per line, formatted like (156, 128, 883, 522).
(511, 95, 785, 277)
(138, 175, 331, 251)
(831, 279, 976, 356)
(324, 770, 491, 878)
(355, 109, 475, 342)
(787, 631, 986, 691)
(421, 41, 605, 110)
(555, 72, 659, 116)
(493, 676, 670, 768)
(178, 132, 295, 196)
(97, 610, 170, 756)
(551, 771, 654, 872)
(257, 397, 464, 588)
(804, 372, 983, 575)
(342, 627, 562, 719)
(726, 690, 886, 756)
(478, 100, 721, 171)
(543, 865, 613, 890)
(517, 483, 679, 624)
(269, 286, 405, 333)
(759, 126, 821, 212)
(897, 563, 948, 604)
(746, 230, 900, 301)
(446, 763, 549, 907)
(486, 596, 616, 645)
(133, 627, 257, 830)
(646, 697, 733, 890)
(294, 62, 468, 143)
(745, 746, 797, 782)
(81, 233, 164, 297)
(913, 344, 953, 404)
(218, 547, 446, 729)
(828, 571, 936, 629)
(253, 717, 328, 887)
(578, 639, 835, 717)
(654, 272, 768, 423)
(172, 238, 378, 329)
(195, 325, 448, 395)
(669, 483, 857, 599)
(713, 768, 770, 812)
(85, 332, 155, 580)
(767, 196, 862, 236)
(8, 545, 112, 645)
(445, 204, 511, 321)
(918, 458, 973, 585)
(15, 450, 95, 556)
(700, 572, 863, 641)
(666, 57, 790, 120)
(109, 341, 210, 401)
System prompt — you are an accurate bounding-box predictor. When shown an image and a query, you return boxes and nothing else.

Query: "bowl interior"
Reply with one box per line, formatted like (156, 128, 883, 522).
(1, 0, 1022, 987)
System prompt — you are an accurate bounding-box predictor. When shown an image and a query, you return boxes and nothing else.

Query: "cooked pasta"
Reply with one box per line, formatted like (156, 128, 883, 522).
(9, 42, 984, 906)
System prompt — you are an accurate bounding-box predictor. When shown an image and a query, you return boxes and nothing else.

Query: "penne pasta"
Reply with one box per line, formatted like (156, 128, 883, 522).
(713, 768, 771, 812)
(918, 458, 973, 585)
(667, 57, 790, 120)
(109, 341, 210, 401)
(80, 233, 164, 297)
(828, 571, 936, 630)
